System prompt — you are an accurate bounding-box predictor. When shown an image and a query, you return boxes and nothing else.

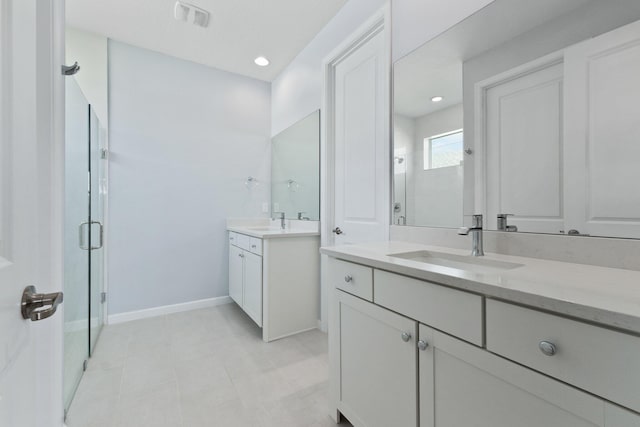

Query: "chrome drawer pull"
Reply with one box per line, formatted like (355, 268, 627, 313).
(401, 332, 412, 342)
(539, 340, 557, 356)
(344, 275, 353, 283)
(417, 340, 429, 351)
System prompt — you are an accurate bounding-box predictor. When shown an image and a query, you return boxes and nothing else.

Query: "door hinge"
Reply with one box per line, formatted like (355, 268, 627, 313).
(100, 148, 108, 159)
(83, 359, 88, 371)
(101, 292, 107, 304)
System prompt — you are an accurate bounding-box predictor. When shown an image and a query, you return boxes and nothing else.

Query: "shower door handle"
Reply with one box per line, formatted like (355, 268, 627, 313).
(79, 221, 90, 250)
(90, 221, 104, 250)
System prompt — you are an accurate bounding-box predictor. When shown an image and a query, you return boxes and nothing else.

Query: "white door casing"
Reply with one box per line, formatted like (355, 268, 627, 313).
(564, 19, 640, 239)
(320, 6, 389, 334)
(0, 0, 65, 425)
(323, 8, 390, 247)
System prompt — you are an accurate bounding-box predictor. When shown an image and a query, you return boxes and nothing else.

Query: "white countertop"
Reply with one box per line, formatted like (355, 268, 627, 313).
(320, 241, 640, 335)
(227, 225, 320, 239)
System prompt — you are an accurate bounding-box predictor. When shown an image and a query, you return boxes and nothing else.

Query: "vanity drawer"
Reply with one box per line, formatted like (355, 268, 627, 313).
(486, 299, 640, 413)
(374, 270, 483, 346)
(327, 258, 373, 301)
(248, 237, 262, 256)
(228, 232, 239, 247)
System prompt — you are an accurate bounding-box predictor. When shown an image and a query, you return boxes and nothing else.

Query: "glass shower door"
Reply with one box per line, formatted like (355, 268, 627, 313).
(64, 78, 90, 411)
(89, 106, 106, 354)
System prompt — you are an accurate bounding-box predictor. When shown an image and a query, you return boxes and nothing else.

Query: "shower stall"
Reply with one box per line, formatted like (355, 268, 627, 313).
(64, 77, 107, 414)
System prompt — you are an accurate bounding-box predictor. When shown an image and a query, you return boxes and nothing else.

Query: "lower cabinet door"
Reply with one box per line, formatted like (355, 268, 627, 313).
(243, 251, 263, 327)
(337, 291, 417, 427)
(605, 404, 640, 427)
(229, 245, 244, 306)
(419, 324, 435, 427)
(432, 330, 608, 427)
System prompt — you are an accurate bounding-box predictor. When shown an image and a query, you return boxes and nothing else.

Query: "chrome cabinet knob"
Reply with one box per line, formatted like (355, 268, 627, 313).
(417, 340, 429, 351)
(401, 332, 412, 342)
(332, 227, 343, 235)
(344, 275, 353, 283)
(539, 341, 557, 356)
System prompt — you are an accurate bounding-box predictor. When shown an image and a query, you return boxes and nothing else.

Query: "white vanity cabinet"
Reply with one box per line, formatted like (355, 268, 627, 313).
(328, 256, 640, 427)
(228, 234, 263, 327)
(228, 229, 320, 342)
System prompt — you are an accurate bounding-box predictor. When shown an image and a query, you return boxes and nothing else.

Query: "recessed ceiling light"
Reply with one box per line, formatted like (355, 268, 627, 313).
(431, 96, 444, 103)
(254, 56, 270, 67)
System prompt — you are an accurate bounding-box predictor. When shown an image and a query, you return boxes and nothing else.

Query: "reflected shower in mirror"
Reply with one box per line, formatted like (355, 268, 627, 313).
(394, 40, 464, 228)
(271, 110, 320, 221)
(393, 0, 640, 239)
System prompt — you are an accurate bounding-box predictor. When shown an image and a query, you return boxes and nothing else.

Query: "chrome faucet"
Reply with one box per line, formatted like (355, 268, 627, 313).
(497, 213, 518, 232)
(458, 214, 484, 256)
(273, 212, 286, 229)
(297, 212, 310, 220)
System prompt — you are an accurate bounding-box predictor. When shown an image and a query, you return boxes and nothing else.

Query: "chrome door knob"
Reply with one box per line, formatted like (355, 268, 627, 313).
(539, 341, 557, 356)
(344, 275, 353, 283)
(417, 340, 429, 351)
(401, 332, 412, 342)
(332, 227, 343, 235)
(21, 286, 64, 321)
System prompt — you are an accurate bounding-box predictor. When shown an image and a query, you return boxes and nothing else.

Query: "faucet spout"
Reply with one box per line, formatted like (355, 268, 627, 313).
(273, 212, 286, 230)
(460, 215, 484, 256)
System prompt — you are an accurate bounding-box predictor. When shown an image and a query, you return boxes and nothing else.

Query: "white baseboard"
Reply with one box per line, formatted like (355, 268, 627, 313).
(107, 296, 233, 325)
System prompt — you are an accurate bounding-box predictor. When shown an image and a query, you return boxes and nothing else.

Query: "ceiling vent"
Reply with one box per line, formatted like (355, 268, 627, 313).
(174, 1, 210, 28)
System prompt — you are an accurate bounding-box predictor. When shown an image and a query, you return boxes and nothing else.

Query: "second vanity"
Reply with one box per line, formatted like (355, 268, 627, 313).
(321, 241, 640, 427)
(228, 220, 320, 342)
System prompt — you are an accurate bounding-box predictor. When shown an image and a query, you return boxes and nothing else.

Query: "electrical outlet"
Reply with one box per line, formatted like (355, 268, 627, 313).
(262, 202, 269, 213)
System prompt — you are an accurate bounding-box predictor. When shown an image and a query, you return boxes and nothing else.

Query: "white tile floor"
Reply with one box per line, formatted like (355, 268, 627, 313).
(66, 303, 352, 427)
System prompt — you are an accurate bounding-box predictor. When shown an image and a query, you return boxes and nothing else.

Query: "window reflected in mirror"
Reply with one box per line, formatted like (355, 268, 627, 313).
(392, 0, 640, 238)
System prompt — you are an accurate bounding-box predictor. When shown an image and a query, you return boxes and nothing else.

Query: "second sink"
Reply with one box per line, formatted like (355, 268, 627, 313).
(388, 250, 523, 274)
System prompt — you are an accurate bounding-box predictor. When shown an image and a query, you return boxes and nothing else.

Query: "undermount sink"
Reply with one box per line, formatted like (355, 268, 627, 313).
(389, 250, 523, 273)
(245, 226, 282, 231)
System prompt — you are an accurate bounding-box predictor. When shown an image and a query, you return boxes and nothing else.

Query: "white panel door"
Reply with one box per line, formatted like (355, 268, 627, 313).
(337, 291, 417, 427)
(228, 245, 244, 306)
(564, 19, 640, 238)
(333, 27, 389, 244)
(485, 61, 565, 233)
(242, 251, 262, 327)
(0, 0, 63, 425)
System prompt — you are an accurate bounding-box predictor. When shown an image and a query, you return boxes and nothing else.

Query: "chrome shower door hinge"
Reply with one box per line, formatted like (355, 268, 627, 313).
(101, 292, 107, 304)
(100, 148, 108, 159)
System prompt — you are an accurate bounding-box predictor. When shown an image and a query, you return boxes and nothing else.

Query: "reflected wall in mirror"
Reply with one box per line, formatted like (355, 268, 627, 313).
(271, 110, 320, 220)
(393, 0, 640, 239)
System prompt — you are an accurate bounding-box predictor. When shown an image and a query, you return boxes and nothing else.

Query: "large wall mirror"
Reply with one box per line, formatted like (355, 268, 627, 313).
(393, 0, 640, 239)
(271, 110, 320, 220)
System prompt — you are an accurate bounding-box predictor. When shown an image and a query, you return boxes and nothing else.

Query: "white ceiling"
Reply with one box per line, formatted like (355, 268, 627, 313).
(66, 0, 349, 82)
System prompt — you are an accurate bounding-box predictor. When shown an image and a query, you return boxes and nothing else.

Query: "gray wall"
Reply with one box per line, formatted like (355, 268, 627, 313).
(108, 41, 271, 315)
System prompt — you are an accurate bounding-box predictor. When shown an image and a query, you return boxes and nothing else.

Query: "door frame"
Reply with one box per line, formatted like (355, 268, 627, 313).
(320, 5, 390, 332)
(1, 0, 66, 424)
